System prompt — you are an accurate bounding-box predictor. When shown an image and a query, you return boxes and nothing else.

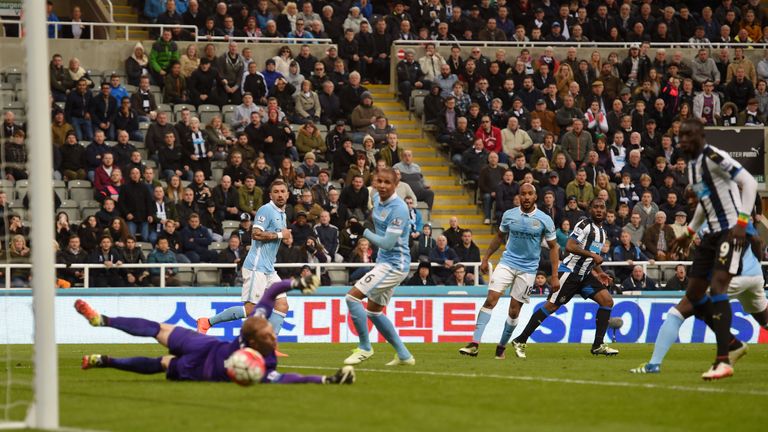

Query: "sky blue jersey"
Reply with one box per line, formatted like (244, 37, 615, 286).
(371, 194, 411, 272)
(243, 201, 287, 273)
(498, 207, 557, 274)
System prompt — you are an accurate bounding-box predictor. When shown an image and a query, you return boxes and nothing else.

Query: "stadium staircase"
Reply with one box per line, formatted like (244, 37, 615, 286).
(368, 85, 498, 258)
(112, 0, 147, 41)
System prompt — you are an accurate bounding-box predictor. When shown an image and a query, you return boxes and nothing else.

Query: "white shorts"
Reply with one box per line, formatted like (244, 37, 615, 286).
(728, 274, 767, 314)
(353, 264, 407, 306)
(487, 264, 536, 304)
(241, 268, 284, 304)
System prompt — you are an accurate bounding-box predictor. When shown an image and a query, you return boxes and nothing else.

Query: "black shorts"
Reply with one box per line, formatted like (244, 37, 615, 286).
(690, 230, 745, 279)
(547, 272, 607, 305)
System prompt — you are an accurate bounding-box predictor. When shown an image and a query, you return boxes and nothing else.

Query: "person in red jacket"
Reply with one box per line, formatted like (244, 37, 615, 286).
(474, 115, 503, 160)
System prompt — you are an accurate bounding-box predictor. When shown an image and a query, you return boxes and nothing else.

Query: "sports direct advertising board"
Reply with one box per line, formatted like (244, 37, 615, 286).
(2, 296, 767, 344)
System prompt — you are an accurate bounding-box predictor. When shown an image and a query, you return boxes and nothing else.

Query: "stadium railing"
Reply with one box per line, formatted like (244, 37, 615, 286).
(0, 261, 485, 288)
(0, 19, 332, 44)
(0, 261, 763, 289)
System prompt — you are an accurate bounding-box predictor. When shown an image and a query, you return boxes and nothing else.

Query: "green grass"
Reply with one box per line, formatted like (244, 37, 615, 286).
(2, 343, 767, 432)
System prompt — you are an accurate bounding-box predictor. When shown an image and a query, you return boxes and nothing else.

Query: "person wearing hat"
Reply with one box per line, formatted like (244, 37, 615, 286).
(406, 261, 437, 286)
(396, 49, 426, 108)
(294, 189, 324, 225)
(290, 211, 314, 245)
(619, 43, 648, 88)
(349, 91, 385, 138)
(297, 151, 322, 186)
(738, 97, 765, 126)
(188, 57, 224, 107)
(563, 194, 586, 228)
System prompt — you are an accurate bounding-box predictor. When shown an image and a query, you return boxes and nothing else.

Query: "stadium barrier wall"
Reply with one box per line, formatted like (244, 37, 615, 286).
(0, 37, 336, 76)
(389, 41, 768, 94)
(2, 294, 766, 344)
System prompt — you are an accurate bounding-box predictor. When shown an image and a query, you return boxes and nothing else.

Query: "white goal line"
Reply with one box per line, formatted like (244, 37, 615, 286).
(287, 365, 768, 397)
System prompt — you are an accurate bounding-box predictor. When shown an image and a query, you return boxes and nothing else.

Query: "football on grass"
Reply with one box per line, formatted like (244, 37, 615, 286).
(225, 348, 266, 386)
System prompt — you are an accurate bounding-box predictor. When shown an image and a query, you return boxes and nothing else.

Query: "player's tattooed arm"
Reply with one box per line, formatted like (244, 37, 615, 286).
(252, 227, 293, 242)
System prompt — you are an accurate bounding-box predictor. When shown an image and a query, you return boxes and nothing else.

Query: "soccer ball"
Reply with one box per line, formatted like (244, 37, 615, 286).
(224, 348, 266, 386)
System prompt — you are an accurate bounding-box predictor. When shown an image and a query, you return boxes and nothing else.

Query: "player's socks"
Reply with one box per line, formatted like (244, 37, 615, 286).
(209, 306, 246, 326)
(102, 316, 160, 338)
(515, 306, 551, 344)
(499, 316, 519, 347)
(649, 307, 685, 365)
(269, 310, 286, 336)
(105, 356, 164, 374)
(592, 306, 612, 350)
(471, 307, 493, 343)
(368, 311, 412, 360)
(710, 293, 733, 363)
(345, 295, 372, 351)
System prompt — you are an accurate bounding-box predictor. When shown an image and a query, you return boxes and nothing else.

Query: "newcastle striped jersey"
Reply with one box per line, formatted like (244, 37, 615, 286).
(688, 144, 745, 234)
(558, 218, 606, 279)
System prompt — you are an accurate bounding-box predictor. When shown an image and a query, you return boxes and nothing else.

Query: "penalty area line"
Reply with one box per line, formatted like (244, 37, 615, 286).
(286, 365, 768, 397)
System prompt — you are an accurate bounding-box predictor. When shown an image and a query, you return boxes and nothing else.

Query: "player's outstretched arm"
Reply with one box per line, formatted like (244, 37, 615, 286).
(249, 276, 320, 318)
(266, 366, 355, 385)
(363, 227, 400, 251)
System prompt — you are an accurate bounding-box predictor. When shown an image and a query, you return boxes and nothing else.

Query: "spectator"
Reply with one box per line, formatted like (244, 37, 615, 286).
(218, 234, 245, 286)
(565, 169, 594, 210)
(621, 265, 658, 290)
(460, 138, 489, 183)
(149, 29, 180, 86)
(478, 152, 505, 224)
(294, 189, 323, 225)
(393, 150, 434, 210)
(347, 237, 374, 283)
(121, 236, 148, 286)
(65, 78, 95, 141)
(290, 212, 314, 245)
(495, 169, 519, 220)
(91, 82, 118, 140)
(57, 235, 88, 286)
(179, 213, 216, 263)
(88, 235, 125, 287)
(612, 230, 651, 283)
(444, 264, 474, 286)
(454, 230, 481, 278)
(350, 92, 385, 141)
(120, 167, 154, 241)
(529, 271, 552, 295)
(693, 80, 720, 125)
(147, 237, 180, 286)
(475, 115, 503, 155)
(237, 175, 263, 220)
(623, 212, 646, 247)
(665, 264, 689, 290)
(633, 190, 659, 227)
(405, 261, 437, 286)
(429, 235, 459, 283)
(641, 212, 677, 261)
(59, 131, 86, 180)
(159, 130, 190, 182)
(501, 116, 532, 162)
(442, 216, 463, 249)
(396, 49, 426, 107)
(560, 118, 593, 166)
(340, 175, 369, 221)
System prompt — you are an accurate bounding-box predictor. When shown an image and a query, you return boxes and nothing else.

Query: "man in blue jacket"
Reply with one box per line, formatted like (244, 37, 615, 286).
(180, 213, 217, 263)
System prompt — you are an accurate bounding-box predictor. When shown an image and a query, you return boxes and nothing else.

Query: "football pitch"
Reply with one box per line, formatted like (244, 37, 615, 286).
(4, 343, 767, 432)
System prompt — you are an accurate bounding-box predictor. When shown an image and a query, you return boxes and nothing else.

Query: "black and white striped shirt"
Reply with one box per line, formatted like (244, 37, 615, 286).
(688, 144, 744, 234)
(559, 218, 606, 279)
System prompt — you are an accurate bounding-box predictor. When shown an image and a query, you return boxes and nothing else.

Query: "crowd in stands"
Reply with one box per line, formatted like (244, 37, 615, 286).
(5, 0, 768, 290)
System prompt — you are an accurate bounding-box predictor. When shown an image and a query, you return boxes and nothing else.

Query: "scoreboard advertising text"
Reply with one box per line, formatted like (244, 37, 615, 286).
(3, 296, 767, 344)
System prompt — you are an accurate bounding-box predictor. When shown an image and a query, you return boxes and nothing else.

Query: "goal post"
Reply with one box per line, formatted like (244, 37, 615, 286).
(26, 0, 59, 429)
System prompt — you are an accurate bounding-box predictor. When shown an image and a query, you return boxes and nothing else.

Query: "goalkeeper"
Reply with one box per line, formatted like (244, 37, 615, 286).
(76, 275, 354, 385)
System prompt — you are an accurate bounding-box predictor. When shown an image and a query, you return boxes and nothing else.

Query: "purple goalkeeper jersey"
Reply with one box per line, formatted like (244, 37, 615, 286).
(167, 328, 277, 382)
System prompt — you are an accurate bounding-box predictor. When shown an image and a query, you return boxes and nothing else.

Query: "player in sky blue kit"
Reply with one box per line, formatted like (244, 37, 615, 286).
(343, 167, 416, 366)
(661, 119, 758, 380)
(76, 275, 355, 384)
(459, 183, 560, 359)
(511, 198, 618, 358)
(196, 180, 292, 337)
(631, 221, 768, 374)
